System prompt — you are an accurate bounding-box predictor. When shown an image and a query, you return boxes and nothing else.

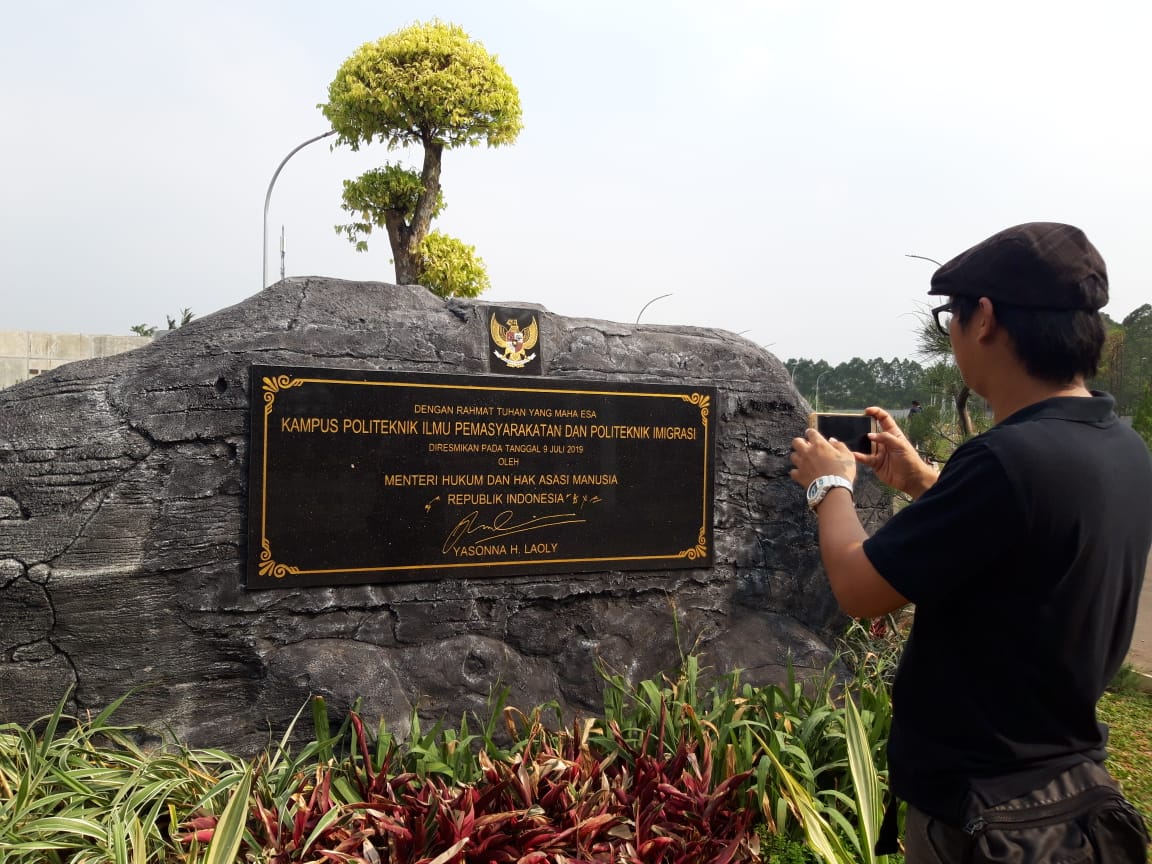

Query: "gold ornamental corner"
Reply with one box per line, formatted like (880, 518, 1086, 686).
(681, 392, 711, 426)
(259, 538, 301, 579)
(262, 375, 305, 416)
(677, 528, 708, 560)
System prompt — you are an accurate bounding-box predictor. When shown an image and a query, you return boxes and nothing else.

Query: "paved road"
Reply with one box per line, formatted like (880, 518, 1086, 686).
(1126, 549, 1152, 674)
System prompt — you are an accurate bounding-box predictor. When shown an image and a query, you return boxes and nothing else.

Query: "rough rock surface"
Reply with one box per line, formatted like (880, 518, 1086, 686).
(0, 278, 887, 751)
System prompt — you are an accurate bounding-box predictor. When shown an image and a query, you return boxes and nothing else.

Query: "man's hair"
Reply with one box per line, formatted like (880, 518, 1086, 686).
(952, 295, 1106, 382)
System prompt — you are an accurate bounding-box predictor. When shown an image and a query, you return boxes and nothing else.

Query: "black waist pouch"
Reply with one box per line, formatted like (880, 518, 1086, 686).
(962, 762, 1149, 863)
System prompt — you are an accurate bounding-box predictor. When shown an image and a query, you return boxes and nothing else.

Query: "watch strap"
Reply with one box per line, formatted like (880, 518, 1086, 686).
(806, 475, 854, 511)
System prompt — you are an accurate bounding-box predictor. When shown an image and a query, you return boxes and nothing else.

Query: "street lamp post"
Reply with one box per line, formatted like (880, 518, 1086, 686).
(815, 370, 831, 411)
(262, 129, 337, 289)
(905, 253, 943, 268)
(635, 293, 673, 324)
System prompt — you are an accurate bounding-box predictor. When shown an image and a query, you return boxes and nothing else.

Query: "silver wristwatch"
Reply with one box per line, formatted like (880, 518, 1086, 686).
(806, 475, 854, 511)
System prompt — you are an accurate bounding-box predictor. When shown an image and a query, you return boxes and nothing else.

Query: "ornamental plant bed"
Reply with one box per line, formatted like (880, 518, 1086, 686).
(180, 709, 759, 863)
(1, 655, 895, 864)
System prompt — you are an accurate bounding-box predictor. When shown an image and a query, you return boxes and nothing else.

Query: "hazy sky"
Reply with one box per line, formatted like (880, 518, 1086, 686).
(3, 1, 1150, 364)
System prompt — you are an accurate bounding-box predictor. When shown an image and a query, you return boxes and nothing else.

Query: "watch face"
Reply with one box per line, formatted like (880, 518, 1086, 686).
(807, 479, 822, 503)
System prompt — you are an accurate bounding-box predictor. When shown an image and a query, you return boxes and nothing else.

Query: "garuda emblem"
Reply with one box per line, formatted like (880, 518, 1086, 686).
(489, 313, 539, 368)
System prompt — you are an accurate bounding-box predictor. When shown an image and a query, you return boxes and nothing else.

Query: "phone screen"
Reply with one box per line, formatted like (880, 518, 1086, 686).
(812, 414, 874, 454)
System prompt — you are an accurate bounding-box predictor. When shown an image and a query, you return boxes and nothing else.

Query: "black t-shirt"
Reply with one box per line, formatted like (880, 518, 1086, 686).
(863, 394, 1152, 823)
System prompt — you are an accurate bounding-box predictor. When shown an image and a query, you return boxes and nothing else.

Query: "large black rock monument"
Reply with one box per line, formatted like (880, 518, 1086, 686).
(0, 279, 888, 752)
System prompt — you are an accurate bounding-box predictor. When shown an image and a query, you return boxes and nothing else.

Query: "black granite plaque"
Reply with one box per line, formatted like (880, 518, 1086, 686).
(246, 365, 715, 588)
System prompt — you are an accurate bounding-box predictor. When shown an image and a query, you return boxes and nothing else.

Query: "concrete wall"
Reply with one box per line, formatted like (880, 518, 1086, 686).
(0, 331, 153, 388)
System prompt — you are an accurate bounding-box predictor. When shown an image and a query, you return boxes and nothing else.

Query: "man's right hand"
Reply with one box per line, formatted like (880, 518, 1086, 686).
(854, 406, 939, 500)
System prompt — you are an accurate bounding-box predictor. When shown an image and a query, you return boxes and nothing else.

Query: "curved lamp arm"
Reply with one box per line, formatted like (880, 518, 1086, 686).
(635, 293, 673, 324)
(262, 129, 337, 289)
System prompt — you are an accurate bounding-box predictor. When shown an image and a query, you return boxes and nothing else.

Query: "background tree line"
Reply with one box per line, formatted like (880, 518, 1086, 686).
(788, 302, 1152, 451)
(1096, 304, 1152, 417)
(786, 357, 929, 412)
(790, 303, 1150, 414)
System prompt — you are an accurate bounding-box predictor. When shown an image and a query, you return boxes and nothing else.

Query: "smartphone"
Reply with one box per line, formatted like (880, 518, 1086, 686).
(808, 412, 877, 454)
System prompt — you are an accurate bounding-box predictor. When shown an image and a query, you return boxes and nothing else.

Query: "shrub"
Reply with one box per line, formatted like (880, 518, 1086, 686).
(1, 653, 897, 864)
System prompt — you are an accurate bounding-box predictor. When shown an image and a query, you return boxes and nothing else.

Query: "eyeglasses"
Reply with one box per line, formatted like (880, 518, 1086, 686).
(931, 302, 953, 336)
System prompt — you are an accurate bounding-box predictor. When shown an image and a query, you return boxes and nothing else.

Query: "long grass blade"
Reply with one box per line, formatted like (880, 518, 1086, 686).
(763, 743, 853, 864)
(844, 697, 885, 864)
(204, 766, 252, 864)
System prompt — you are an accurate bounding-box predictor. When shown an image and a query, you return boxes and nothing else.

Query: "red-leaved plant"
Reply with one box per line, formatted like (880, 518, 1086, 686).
(185, 705, 759, 864)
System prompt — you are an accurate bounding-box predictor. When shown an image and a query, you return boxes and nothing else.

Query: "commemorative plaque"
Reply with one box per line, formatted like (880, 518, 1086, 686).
(247, 365, 715, 588)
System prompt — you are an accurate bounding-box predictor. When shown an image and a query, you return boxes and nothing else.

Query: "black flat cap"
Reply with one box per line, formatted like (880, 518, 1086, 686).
(929, 222, 1108, 310)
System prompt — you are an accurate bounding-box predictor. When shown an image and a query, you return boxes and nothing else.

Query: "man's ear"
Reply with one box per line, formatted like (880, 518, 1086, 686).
(975, 296, 999, 343)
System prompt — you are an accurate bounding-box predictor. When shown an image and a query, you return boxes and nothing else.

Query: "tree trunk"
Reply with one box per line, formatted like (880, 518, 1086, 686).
(956, 385, 975, 439)
(386, 141, 444, 286)
(411, 141, 444, 246)
(386, 212, 417, 285)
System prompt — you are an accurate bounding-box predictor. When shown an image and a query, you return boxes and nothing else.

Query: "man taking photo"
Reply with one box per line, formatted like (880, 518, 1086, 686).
(789, 223, 1151, 862)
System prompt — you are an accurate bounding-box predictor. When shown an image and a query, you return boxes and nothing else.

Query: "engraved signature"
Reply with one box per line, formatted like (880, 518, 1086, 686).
(442, 510, 586, 553)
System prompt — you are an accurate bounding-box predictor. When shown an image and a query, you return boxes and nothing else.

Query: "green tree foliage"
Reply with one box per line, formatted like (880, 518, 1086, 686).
(787, 302, 1000, 463)
(1119, 304, 1152, 413)
(1093, 313, 1124, 395)
(416, 231, 490, 298)
(1089, 303, 1152, 414)
(1132, 383, 1152, 451)
(335, 165, 444, 253)
(789, 301, 1152, 466)
(321, 20, 522, 294)
(902, 402, 939, 457)
(166, 308, 195, 330)
(913, 305, 975, 438)
(128, 309, 193, 337)
(787, 357, 929, 411)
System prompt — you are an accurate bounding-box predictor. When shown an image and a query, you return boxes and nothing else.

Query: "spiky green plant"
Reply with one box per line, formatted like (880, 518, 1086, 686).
(0, 690, 242, 863)
(595, 654, 892, 848)
(2, 652, 897, 863)
(762, 697, 893, 864)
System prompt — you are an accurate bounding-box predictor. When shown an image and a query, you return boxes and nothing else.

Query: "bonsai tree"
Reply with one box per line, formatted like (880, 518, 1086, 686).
(320, 20, 521, 297)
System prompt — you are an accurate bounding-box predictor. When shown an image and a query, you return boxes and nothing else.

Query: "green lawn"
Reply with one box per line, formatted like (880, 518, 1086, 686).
(1099, 687, 1152, 819)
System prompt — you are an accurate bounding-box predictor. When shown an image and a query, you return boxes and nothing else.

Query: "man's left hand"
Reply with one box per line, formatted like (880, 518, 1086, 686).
(789, 427, 857, 490)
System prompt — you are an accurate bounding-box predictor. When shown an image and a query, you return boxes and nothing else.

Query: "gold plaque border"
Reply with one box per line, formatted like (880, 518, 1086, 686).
(259, 376, 711, 579)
